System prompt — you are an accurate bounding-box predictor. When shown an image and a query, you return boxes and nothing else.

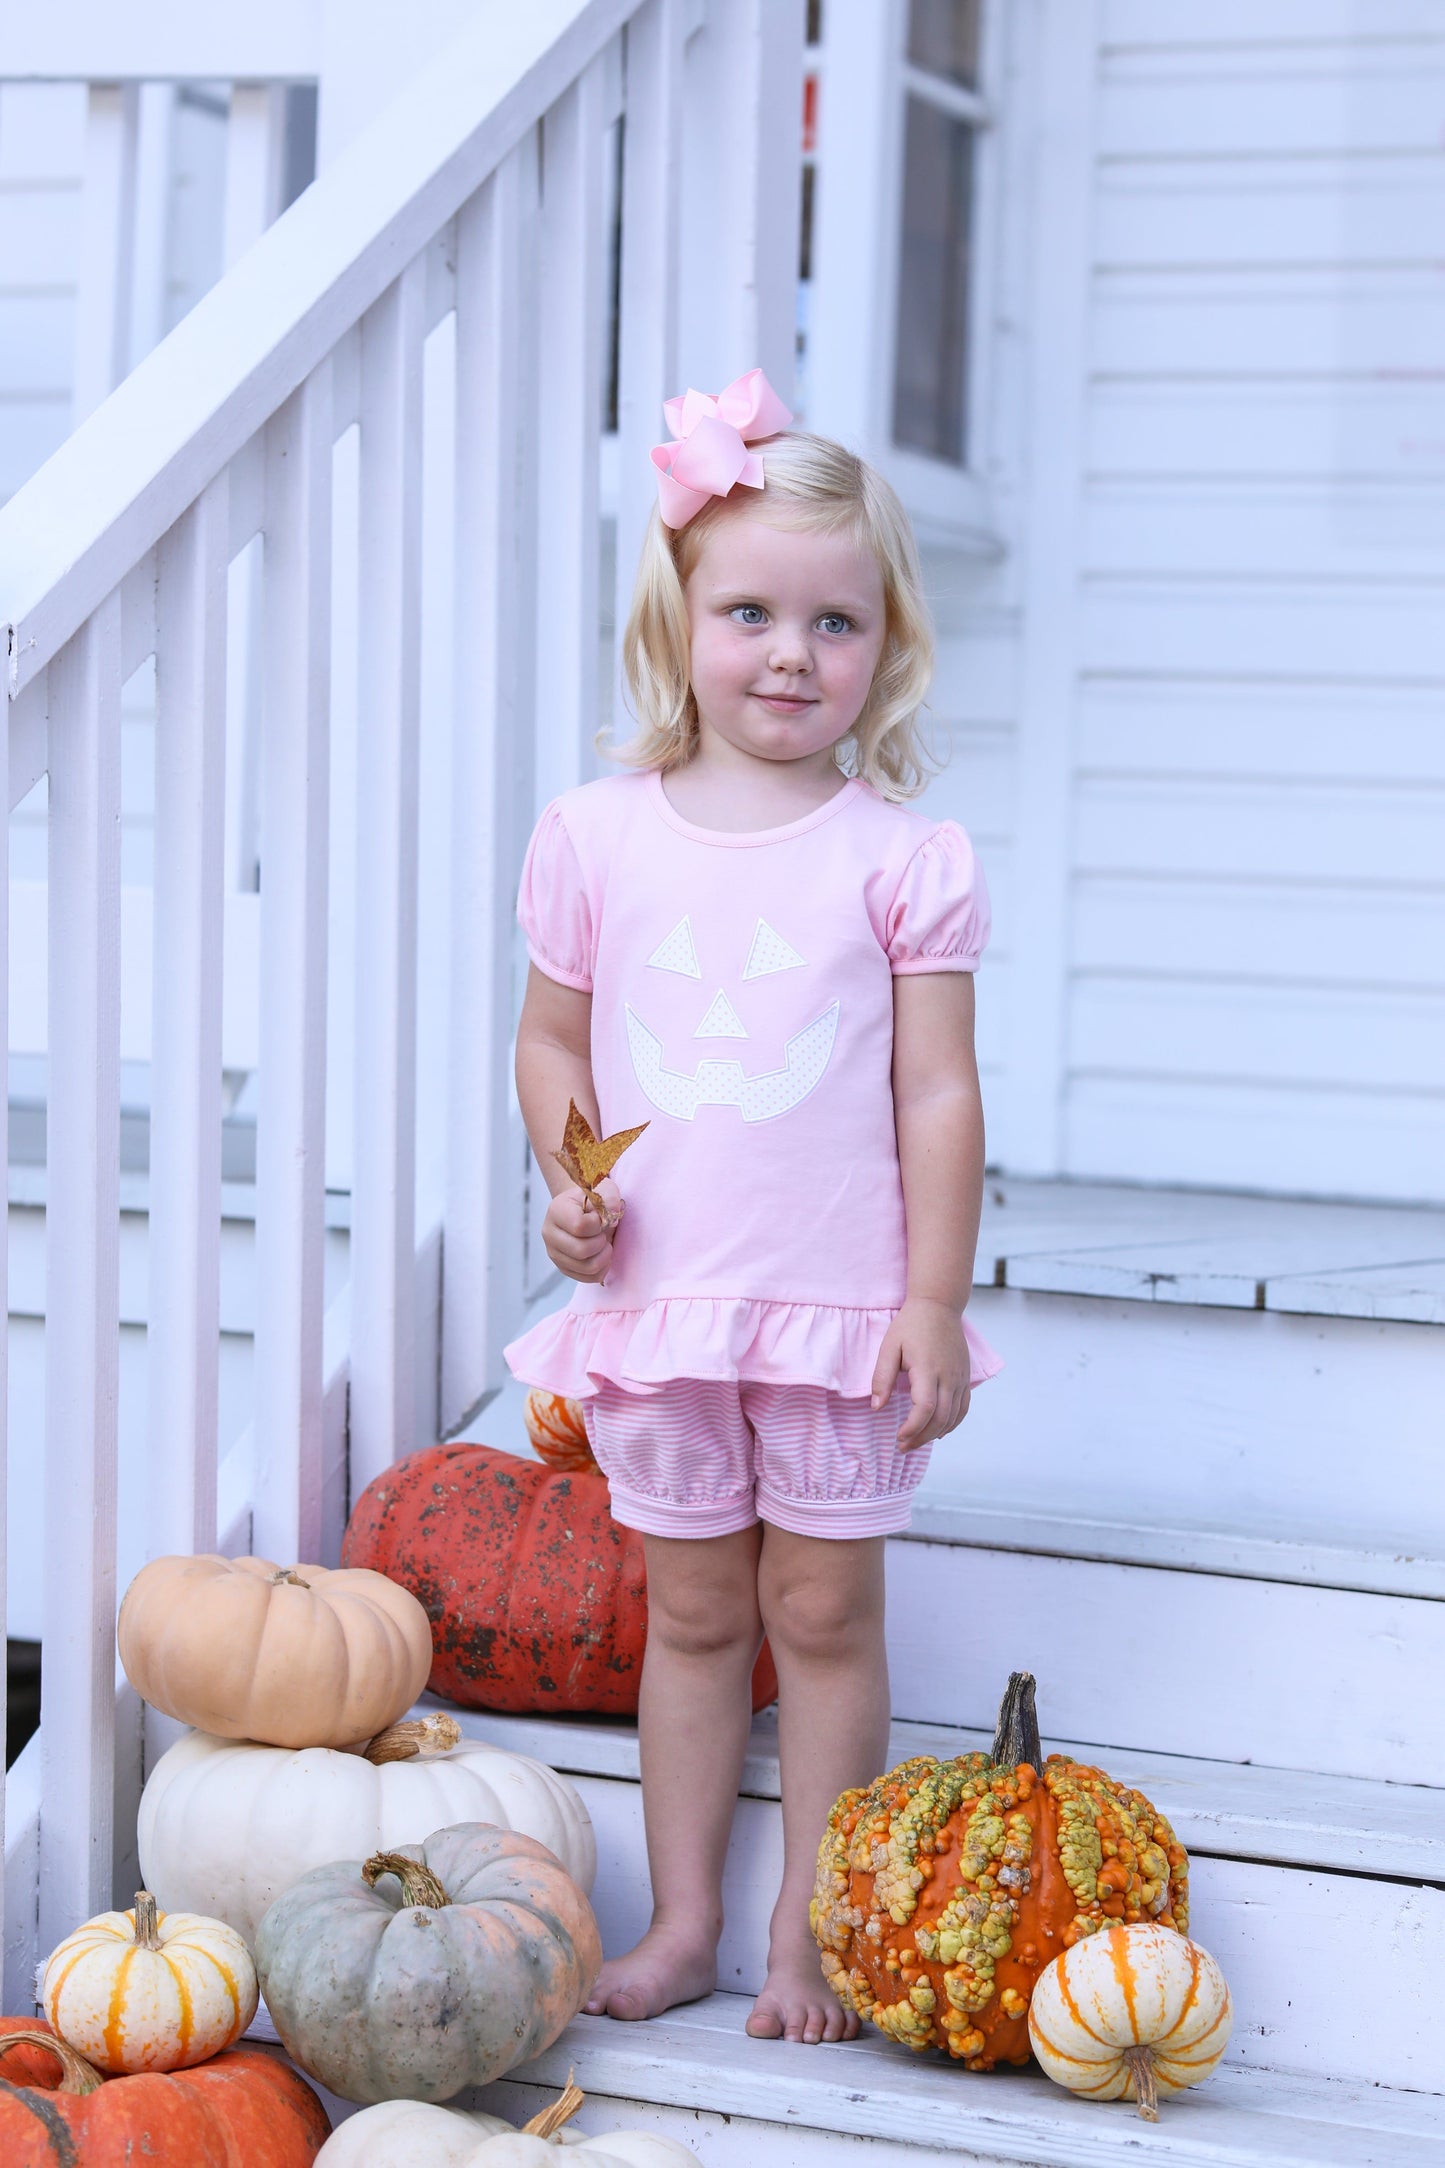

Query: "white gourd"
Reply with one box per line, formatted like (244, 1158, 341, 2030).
(41, 1890, 258, 2074)
(138, 1714, 595, 1943)
(1028, 1921, 1232, 2119)
(317, 2088, 702, 2166)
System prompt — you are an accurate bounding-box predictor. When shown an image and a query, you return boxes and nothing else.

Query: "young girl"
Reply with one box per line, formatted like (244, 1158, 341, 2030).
(503, 370, 999, 2048)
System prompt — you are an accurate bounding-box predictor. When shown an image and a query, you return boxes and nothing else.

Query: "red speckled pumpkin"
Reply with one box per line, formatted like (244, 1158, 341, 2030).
(0, 2020, 329, 2166)
(343, 1442, 779, 1716)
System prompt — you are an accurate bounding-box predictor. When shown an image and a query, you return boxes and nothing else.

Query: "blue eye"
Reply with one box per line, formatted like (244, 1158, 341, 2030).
(730, 605, 767, 626)
(818, 613, 853, 635)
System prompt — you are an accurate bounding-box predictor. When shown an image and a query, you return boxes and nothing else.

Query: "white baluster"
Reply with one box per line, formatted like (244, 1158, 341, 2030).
(534, 55, 611, 805)
(252, 368, 333, 1567)
(73, 83, 140, 423)
(349, 262, 426, 1497)
(149, 478, 230, 1564)
(41, 593, 123, 1947)
(441, 144, 542, 1433)
(676, 0, 805, 398)
(614, 0, 685, 683)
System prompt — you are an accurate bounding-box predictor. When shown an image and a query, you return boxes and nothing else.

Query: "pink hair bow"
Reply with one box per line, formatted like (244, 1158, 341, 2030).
(650, 367, 794, 530)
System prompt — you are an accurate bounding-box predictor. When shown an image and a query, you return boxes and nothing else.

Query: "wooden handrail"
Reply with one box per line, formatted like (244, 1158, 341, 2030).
(0, 0, 631, 702)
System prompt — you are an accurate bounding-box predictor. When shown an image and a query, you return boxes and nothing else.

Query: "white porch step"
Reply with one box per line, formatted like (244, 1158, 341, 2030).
(432, 1700, 1444, 2098)
(455, 1995, 1445, 2167)
(426, 1701, 1444, 1884)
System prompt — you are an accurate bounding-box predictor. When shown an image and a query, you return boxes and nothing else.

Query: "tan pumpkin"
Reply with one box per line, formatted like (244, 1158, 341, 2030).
(41, 1891, 257, 2074)
(117, 1554, 432, 1748)
(1028, 1921, 1232, 2118)
(317, 2078, 701, 2163)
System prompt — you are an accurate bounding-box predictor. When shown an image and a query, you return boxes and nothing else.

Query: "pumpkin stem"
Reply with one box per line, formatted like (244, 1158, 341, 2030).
(270, 1567, 311, 1588)
(131, 1890, 162, 1951)
(362, 1850, 451, 1910)
(522, 2070, 586, 2138)
(1124, 2044, 1161, 2121)
(363, 1714, 462, 1765)
(0, 2029, 106, 2097)
(992, 1671, 1042, 1771)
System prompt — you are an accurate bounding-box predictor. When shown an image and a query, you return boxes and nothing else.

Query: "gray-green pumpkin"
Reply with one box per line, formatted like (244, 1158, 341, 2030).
(254, 1820, 602, 2103)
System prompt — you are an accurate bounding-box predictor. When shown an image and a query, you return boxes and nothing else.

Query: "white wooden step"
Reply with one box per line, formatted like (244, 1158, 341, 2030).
(430, 1702, 1444, 2095)
(446, 1994, 1445, 2167)
(427, 1702, 1443, 1884)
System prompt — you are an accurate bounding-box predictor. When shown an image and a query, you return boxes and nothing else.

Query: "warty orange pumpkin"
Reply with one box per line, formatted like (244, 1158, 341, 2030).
(0, 2020, 329, 2165)
(810, 1672, 1189, 2071)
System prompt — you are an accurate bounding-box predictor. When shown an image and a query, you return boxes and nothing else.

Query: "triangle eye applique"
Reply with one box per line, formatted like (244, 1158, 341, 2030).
(743, 917, 807, 979)
(646, 916, 702, 978)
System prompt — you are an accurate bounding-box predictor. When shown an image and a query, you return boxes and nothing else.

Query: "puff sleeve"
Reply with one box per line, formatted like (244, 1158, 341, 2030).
(516, 798, 594, 991)
(885, 820, 991, 973)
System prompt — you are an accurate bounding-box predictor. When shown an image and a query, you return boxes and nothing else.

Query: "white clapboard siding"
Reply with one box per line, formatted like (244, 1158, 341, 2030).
(1083, 484, 1445, 584)
(1077, 680, 1445, 786)
(572, 1777, 1445, 2093)
(1074, 879, 1445, 991)
(1065, 1074, 1445, 1201)
(1017, 2, 1445, 1198)
(1093, 267, 1445, 378)
(1087, 380, 1445, 483)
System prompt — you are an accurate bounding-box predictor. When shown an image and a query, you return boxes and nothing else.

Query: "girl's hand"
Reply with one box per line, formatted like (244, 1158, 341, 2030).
(543, 1176, 625, 1285)
(870, 1297, 971, 1451)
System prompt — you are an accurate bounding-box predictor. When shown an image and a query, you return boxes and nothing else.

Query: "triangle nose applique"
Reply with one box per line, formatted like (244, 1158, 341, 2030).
(694, 988, 749, 1039)
(742, 917, 806, 979)
(647, 916, 701, 977)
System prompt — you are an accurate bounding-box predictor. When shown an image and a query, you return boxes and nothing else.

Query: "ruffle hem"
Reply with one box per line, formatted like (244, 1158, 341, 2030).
(503, 1294, 1003, 1403)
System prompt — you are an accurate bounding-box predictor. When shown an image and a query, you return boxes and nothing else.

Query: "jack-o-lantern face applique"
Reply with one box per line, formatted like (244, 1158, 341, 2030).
(625, 913, 839, 1123)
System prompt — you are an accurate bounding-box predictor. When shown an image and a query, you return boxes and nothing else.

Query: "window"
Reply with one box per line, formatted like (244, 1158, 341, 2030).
(892, 1, 986, 467)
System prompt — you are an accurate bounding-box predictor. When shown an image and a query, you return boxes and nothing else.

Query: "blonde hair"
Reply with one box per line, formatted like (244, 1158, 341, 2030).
(603, 430, 943, 800)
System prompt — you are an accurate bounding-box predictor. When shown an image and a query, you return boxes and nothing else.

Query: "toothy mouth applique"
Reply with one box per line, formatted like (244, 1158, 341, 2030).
(625, 913, 840, 1122)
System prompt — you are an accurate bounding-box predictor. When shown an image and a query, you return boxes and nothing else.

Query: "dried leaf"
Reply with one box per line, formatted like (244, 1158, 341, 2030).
(553, 1099, 648, 1232)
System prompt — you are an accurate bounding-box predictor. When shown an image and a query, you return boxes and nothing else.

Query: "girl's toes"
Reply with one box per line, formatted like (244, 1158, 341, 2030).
(745, 1999, 783, 2039)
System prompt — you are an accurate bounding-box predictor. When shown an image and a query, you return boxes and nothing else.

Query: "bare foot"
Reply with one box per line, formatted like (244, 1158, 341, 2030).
(583, 1922, 719, 2022)
(745, 1950, 859, 2045)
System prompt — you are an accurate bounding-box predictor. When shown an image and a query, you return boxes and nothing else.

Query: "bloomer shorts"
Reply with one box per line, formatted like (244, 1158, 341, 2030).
(579, 1375, 931, 1541)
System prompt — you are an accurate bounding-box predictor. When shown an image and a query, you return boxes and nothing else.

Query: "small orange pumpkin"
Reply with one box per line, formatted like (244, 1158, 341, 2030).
(811, 1673, 1189, 2070)
(0, 2021, 329, 2163)
(522, 1388, 596, 1474)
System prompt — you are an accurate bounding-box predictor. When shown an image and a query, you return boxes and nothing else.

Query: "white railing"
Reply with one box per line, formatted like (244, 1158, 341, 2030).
(1, 0, 802, 2006)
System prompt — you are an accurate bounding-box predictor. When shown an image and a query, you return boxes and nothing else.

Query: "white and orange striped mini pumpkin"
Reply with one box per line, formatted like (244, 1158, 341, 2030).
(522, 1387, 597, 1473)
(42, 1889, 258, 2074)
(1028, 1921, 1232, 2119)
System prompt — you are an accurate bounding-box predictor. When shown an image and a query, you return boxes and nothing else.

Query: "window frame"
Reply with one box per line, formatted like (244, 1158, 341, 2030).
(804, 0, 1005, 555)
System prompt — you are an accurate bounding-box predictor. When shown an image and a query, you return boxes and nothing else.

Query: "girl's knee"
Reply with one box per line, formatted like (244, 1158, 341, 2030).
(643, 1530, 763, 1659)
(760, 1557, 884, 1661)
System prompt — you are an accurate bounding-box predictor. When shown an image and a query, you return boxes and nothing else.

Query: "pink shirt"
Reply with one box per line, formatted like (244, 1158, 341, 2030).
(502, 767, 1002, 1401)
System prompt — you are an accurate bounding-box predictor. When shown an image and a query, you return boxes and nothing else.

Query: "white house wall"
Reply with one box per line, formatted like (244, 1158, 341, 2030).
(931, 0, 1445, 1204)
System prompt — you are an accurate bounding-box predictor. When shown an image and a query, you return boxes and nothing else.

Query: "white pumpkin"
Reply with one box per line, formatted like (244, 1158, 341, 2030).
(138, 1713, 596, 1944)
(317, 2083, 701, 2165)
(41, 1889, 258, 2074)
(1028, 1921, 1232, 2119)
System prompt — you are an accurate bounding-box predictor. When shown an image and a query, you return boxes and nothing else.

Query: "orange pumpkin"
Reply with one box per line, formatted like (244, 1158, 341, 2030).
(522, 1389, 596, 1474)
(344, 1442, 778, 1716)
(811, 1673, 1189, 2071)
(0, 2020, 329, 2165)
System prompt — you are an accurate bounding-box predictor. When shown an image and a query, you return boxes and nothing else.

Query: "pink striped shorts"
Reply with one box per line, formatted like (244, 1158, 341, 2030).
(579, 1376, 930, 1541)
